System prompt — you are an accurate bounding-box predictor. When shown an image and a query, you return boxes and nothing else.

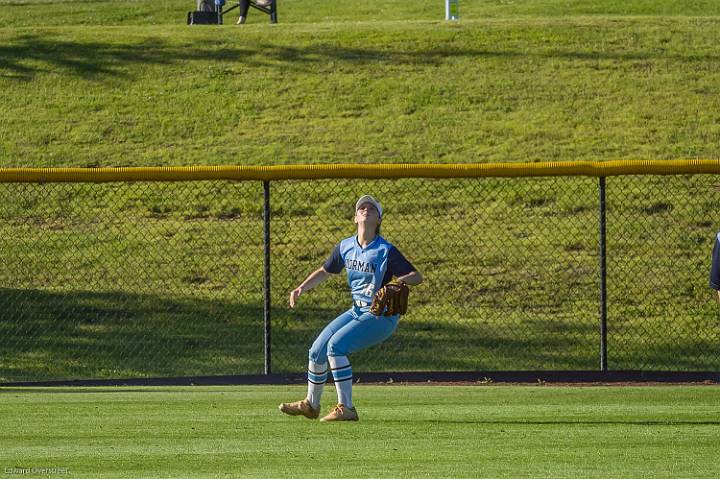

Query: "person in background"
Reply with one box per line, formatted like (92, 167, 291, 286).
(709, 231, 720, 301)
(237, 0, 273, 24)
(196, 0, 214, 11)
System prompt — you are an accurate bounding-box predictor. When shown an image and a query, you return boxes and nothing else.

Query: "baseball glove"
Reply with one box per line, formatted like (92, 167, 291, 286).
(370, 280, 409, 316)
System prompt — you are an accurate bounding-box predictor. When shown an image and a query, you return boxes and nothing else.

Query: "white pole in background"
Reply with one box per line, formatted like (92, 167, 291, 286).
(445, 0, 458, 20)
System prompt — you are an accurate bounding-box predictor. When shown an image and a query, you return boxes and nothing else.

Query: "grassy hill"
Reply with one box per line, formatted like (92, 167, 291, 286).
(1, 1, 720, 381)
(1, 1, 720, 166)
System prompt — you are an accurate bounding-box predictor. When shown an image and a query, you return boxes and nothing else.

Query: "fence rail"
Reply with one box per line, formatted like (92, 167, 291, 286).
(3, 159, 720, 182)
(1, 161, 719, 382)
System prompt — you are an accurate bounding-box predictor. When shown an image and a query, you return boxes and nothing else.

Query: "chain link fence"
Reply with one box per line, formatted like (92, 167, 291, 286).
(1, 172, 718, 382)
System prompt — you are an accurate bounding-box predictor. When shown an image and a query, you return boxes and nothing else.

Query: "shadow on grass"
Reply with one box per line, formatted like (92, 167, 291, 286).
(0, 287, 279, 381)
(1, 33, 717, 80)
(0, 285, 599, 380)
(271, 306, 603, 372)
(2, 287, 717, 382)
(273, 307, 720, 373)
(0, 387, 196, 393)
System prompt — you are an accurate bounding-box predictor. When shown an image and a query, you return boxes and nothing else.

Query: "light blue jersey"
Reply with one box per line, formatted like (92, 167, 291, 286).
(308, 234, 417, 365)
(323, 235, 415, 304)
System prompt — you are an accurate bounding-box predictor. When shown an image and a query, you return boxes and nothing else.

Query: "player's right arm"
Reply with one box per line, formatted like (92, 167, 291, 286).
(289, 267, 331, 308)
(290, 243, 345, 308)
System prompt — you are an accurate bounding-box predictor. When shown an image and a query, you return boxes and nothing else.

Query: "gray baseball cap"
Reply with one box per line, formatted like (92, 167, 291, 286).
(355, 195, 382, 219)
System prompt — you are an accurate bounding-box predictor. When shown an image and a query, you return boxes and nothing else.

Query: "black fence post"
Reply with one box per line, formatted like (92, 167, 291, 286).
(599, 176, 608, 372)
(263, 180, 272, 375)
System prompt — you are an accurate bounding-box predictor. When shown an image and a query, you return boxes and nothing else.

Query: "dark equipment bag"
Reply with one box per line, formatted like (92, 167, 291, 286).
(187, 10, 221, 24)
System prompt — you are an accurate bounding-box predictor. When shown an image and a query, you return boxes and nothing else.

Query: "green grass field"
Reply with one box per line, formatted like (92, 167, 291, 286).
(1, 385, 719, 478)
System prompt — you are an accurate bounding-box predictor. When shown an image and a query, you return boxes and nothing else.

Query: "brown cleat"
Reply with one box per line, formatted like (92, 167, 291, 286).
(320, 403, 359, 422)
(278, 399, 320, 419)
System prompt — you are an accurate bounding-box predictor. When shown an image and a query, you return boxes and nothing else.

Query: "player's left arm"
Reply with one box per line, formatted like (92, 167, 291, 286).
(388, 246, 422, 286)
(396, 270, 422, 286)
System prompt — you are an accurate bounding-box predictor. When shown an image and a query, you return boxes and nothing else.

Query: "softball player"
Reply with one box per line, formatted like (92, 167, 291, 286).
(710, 231, 720, 302)
(279, 195, 423, 421)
